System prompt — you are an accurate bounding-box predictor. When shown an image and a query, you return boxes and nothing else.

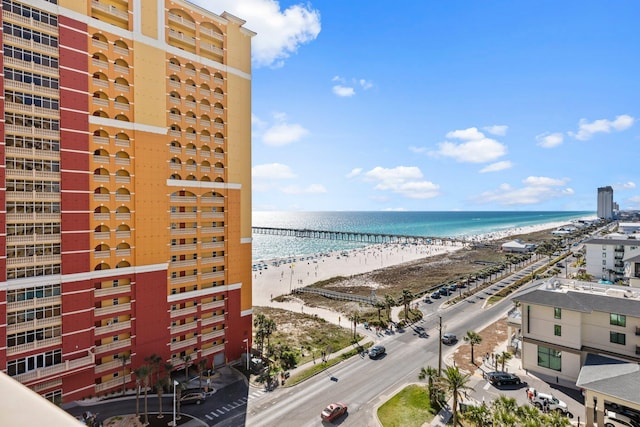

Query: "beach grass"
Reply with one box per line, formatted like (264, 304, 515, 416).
(377, 384, 435, 427)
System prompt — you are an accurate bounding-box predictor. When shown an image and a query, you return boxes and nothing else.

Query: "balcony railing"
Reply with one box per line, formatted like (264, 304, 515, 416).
(91, 0, 129, 20)
(95, 302, 132, 317)
(201, 329, 225, 342)
(6, 316, 61, 334)
(201, 343, 225, 357)
(95, 357, 128, 374)
(200, 314, 225, 327)
(95, 320, 131, 336)
(95, 338, 132, 355)
(169, 275, 197, 285)
(95, 374, 131, 393)
(168, 13, 196, 30)
(201, 271, 224, 281)
(7, 296, 61, 312)
(200, 300, 225, 311)
(170, 322, 198, 335)
(170, 306, 198, 318)
(94, 284, 131, 298)
(7, 336, 62, 356)
(14, 354, 95, 383)
(170, 336, 198, 352)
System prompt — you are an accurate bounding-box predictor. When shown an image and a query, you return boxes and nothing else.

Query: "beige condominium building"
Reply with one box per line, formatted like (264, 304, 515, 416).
(514, 279, 640, 426)
(0, 0, 254, 404)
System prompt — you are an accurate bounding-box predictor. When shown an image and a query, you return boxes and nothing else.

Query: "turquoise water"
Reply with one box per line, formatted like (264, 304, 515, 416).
(252, 211, 594, 261)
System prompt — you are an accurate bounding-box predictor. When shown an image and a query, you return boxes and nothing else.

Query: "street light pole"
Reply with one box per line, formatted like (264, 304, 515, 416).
(243, 338, 249, 371)
(172, 379, 178, 426)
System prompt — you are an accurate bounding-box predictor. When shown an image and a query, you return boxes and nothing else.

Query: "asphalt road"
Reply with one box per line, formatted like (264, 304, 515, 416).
(245, 260, 551, 427)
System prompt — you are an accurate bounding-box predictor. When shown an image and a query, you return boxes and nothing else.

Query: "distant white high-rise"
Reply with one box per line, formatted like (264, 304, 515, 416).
(597, 186, 614, 219)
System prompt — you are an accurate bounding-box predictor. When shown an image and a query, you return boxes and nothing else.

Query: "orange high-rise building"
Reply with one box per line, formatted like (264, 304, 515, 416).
(0, 0, 254, 404)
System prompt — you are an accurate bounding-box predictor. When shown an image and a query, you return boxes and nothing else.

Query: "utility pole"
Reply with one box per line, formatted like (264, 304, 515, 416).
(438, 316, 442, 376)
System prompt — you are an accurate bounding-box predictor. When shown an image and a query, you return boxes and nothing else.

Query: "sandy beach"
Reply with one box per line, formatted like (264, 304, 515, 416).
(252, 219, 579, 308)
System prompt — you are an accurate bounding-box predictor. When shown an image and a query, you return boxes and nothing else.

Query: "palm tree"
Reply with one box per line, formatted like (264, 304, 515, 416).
(263, 318, 277, 355)
(181, 354, 192, 381)
(348, 311, 359, 341)
(464, 403, 491, 427)
(463, 331, 483, 365)
(155, 376, 169, 419)
(418, 365, 439, 405)
(374, 300, 386, 324)
(384, 294, 395, 321)
(197, 358, 207, 391)
(496, 351, 512, 372)
(120, 353, 130, 396)
(542, 410, 571, 427)
(438, 366, 473, 427)
(491, 395, 519, 427)
(401, 289, 413, 321)
(135, 364, 151, 425)
(253, 313, 267, 354)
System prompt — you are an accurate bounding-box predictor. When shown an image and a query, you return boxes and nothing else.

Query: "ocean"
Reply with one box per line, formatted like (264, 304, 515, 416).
(252, 211, 594, 261)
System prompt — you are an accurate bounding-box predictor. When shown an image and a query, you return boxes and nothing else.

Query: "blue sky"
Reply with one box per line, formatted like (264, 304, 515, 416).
(195, 0, 639, 212)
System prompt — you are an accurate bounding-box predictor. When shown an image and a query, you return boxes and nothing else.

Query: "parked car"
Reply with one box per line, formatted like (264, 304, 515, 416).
(431, 291, 441, 299)
(487, 371, 522, 386)
(527, 388, 569, 414)
(180, 391, 206, 405)
(439, 287, 450, 296)
(605, 411, 640, 427)
(321, 402, 348, 422)
(369, 345, 386, 359)
(448, 283, 458, 292)
(441, 333, 457, 344)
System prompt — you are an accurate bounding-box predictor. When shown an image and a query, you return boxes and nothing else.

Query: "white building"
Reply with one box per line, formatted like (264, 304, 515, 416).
(501, 239, 536, 253)
(583, 237, 640, 283)
(513, 279, 640, 426)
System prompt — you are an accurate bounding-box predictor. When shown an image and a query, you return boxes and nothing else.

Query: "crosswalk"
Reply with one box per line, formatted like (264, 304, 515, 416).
(203, 389, 266, 421)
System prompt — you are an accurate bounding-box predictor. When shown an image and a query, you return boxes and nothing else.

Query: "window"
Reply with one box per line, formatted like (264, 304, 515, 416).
(602, 260, 607, 266)
(537, 345, 561, 371)
(602, 253, 606, 258)
(610, 313, 626, 327)
(554, 325, 561, 336)
(610, 332, 626, 345)
(553, 308, 561, 319)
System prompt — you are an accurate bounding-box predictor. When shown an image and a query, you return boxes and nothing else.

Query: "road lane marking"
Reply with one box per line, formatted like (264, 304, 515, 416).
(205, 414, 213, 420)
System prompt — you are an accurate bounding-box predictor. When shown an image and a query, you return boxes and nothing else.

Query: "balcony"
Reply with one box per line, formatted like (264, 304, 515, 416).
(170, 306, 198, 318)
(95, 373, 132, 393)
(171, 244, 198, 252)
(7, 212, 61, 223)
(201, 343, 225, 357)
(200, 42, 223, 56)
(6, 234, 60, 246)
(168, 29, 196, 46)
(201, 196, 225, 204)
(170, 336, 198, 352)
(199, 27, 224, 41)
(169, 275, 197, 285)
(201, 226, 224, 235)
(95, 320, 131, 336)
(170, 195, 197, 203)
(92, 58, 109, 69)
(201, 241, 224, 250)
(7, 336, 62, 356)
(4, 57, 57, 76)
(168, 13, 196, 30)
(170, 322, 198, 335)
(14, 354, 95, 384)
(200, 315, 225, 327)
(170, 211, 197, 219)
(7, 296, 61, 312)
(3, 34, 58, 56)
(3, 10, 58, 34)
(168, 63, 180, 72)
(91, 0, 129, 21)
(114, 64, 129, 74)
(201, 211, 224, 219)
(6, 254, 61, 267)
(94, 284, 131, 298)
(6, 316, 62, 334)
(201, 329, 225, 342)
(200, 257, 224, 267)
(171, 228, 197, 235)
(95, 357, 128, 374)
(95, 338, 132, 355)
(113, 45, 129, 56)
(95, 302, 132, 317)
(5, 124, 59, 138)
(201, 271, 224, 281)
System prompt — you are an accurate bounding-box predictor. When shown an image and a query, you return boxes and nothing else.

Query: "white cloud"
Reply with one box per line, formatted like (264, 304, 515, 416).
(191, 0, 321, 68)
(568, 114, 635, 141)
(408, 146, 427, 154)
(260, 112, 309, 146)
(252, 163, 296, 180)
(431, 127, 508, 163)
(331, 76, 373, 97)
(473, 176, 572, 206)
(432, 139, 507, 163)
(332, 85, 355, 97)
(346, 168, 362, 178)
(479, 161, 513, 173)
(362, 166, 440, 199)
(614, 181, 636, 190)
(446, 127, 485, 141)
(483, 125, 508, 136)
(536, 132, 564, 148)
(281, 184, 327, 194)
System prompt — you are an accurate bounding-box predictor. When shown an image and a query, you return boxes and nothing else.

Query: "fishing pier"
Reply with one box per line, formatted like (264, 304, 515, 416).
(251, 226, 471, 247)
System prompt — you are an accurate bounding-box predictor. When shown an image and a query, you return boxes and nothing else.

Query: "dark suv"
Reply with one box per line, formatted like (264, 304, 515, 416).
(369, 345, 386, 359)
(487, 371, 522, 386)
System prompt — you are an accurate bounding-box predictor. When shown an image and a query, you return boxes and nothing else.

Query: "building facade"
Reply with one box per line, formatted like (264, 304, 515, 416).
(597, 186, 614, 220)
(0, 0, 254, 404)
(583, 237, 640, 283)
(514, 280, 640, 426)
